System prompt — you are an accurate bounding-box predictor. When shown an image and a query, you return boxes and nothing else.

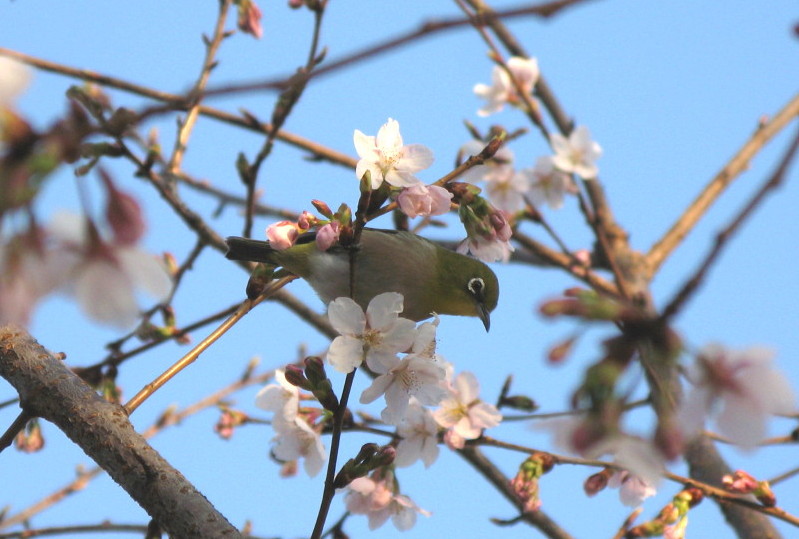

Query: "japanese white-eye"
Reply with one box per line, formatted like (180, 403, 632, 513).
(225, 229, 499, 330)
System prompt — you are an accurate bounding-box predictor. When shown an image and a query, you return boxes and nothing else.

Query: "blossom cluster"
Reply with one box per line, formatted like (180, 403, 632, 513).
(255, 292, 502, 530)
(467, 56, 602, 216)
(0, 58, 172, 330)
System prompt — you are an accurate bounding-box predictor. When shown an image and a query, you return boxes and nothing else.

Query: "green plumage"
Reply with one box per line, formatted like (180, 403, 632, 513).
(225, 229, 499, 329)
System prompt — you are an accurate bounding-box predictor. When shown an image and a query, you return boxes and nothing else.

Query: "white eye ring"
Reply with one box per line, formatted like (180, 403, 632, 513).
(468, 277, 485, 296)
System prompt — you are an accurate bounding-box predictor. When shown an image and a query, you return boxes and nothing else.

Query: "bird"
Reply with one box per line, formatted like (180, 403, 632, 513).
(225, 229, 499, 330)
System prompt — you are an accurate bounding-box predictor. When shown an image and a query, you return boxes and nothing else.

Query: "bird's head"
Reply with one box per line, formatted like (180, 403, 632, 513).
(434, 250, 499, 331)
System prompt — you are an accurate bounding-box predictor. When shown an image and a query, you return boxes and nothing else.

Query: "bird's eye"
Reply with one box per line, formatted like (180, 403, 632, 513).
(468, 277, 485, 297)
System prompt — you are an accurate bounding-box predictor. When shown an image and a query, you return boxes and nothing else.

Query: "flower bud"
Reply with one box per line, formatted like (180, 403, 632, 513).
(100, 169, 145, 245)
(284, 364, 311, 390)
(266, 221, 299, 250)
(584, 468, 612, 496)
(311, 199, 333, 218)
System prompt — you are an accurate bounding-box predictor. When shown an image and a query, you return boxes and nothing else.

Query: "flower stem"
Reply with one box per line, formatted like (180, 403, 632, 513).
(310, 369, 356, 539)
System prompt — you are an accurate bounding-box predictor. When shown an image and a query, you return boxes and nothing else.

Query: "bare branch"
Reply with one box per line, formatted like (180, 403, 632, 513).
(0, 327, 242, 538)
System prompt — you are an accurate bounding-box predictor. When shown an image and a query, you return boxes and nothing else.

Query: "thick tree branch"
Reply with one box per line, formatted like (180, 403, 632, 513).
(0, 327, 241, 538)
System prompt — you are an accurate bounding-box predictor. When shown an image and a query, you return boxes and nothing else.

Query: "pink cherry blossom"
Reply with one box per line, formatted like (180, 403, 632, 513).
(326, 292, 417, 374)
(397, 183, 452, 218)
(474, 56, 539, 116)
(354, 118, 434, 189)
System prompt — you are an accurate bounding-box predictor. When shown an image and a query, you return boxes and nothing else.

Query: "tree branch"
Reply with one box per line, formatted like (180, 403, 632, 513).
(0, 327, 241, 538)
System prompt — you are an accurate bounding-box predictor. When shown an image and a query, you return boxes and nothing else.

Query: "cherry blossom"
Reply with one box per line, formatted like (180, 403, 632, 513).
(474, 56, 539, 116)
(458, 139, 515, 184)
(0, 56, 31, 107)
(394, 400, 440, 468)
(396, 183, 452, 218)
(359, 354, 446, 425)
(456, 209, 514, 263)
(484, 165, 530, 213)
(50, 212, 171, 329)
(679, 344, 795, 450)
(345, 474, 430, 531)
(354, 118, 434, 189)
(433, 371, 502, 449)
(608, 470, 657, 507)
(523, 155, 576, 210)
(254, 369, 299, 426)
(550, 125, 603, 179)
(326, 292, 417, 374)
(270, 416, 326, 477)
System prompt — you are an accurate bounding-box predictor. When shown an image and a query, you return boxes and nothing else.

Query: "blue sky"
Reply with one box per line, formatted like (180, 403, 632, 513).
(2, 1, 798, 538)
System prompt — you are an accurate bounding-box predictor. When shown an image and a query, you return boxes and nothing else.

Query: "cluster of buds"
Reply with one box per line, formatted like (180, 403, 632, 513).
(449, 182, 514, 262)
(214, 407, 249, 440)
(334, 443, 397, 488)
(265, 199, 354, 252)
(284, 356, 339, 412)
(626, 488, 703, 538)
(509, 452, 555, 513)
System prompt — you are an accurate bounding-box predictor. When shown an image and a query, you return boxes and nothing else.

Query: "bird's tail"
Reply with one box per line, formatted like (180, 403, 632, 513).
(225, 236, 276, 263)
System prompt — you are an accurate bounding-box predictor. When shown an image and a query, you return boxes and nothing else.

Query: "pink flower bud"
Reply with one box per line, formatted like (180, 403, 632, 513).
(722, 470, 759, 493)
(315, 222, 341, 251)
(266, 221, 299, 250)
(298, 210, 316, 230)
(489, 210, 513, 241)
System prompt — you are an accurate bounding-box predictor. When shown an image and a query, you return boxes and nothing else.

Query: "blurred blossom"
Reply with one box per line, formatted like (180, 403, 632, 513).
(474, 56, 539, 116)
(101, 171, 145, 245)
(0, 56, 31, 107)
(271, 416, 326, 477)
(523, 155, 576, 210)
(458, 140, 515, 184)
(345, 474, 430, 531)
(397, 183, 452, 218)
(354, 118, 434, 189)
(484, 165, 530, 213)
(678, 343, 795, 450)
(50, 212, 172, 329)
(608, 470, 657, 507)
(236, 0, 263, 39)
(0, 231, 65, 326)
(550, 125, 603, 179)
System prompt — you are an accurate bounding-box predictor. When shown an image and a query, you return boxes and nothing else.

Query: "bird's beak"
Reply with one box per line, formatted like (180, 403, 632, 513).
(477, 302, 491, 332)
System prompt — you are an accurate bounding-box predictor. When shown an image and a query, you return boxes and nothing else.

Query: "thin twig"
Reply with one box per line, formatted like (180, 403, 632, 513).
(167, 0, 232, 174)
(124, 276, 296, 414)
(0, 47, 357, 170)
